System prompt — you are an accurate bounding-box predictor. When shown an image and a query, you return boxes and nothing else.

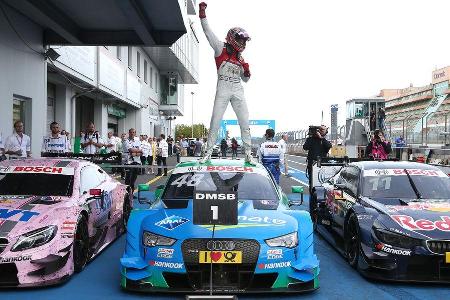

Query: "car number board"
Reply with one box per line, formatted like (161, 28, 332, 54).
(446, 252, 450, 264)
(198, 251, 242, 264)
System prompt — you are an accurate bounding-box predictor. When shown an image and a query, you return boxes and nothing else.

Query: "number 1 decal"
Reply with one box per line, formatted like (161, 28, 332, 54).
(210, 205, 218, 220)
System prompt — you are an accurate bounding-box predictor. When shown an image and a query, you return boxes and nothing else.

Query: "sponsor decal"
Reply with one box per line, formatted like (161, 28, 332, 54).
(364, 168, 446, 177)
(267, 249, 283, 259)
(155, 215, 189, 230)
(199, 251, 242, 264)
(157, 248, 174, 259)
(5, 166, 75, 175)
(173, 166, 267, 175)
(207, 240, 235, 251)
(357, 214, 373, 220)
(258, 261, 291, 269)
(0, 208, 39, 222)
(237, 216, 286, 225)
(200, 215, 287, 231)
(62, 221, 76, 231)
(321, 219, 331, 225)
(0, 199, 14, 204)
(375, 243, 411, 256)
(387, 203, 450, 213)
(149, 260, 183, 269)
(392, 215, 450, 231)
(195, 193, 236, 200)
(0, 255, 32, 263)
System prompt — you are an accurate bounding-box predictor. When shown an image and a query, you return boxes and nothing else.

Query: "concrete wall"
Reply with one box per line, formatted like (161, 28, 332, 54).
(0, 5, 46, 156)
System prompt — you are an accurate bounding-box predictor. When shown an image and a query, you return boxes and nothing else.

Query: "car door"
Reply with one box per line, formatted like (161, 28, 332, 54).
(331, 166, 360, 237)
(79, 166, 108, 228)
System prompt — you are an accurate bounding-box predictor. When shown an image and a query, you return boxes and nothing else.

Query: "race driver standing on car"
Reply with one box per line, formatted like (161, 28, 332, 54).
(198, 2, 256, 165)
(41, 121, 70, 156)
(258, 129, 282, 184)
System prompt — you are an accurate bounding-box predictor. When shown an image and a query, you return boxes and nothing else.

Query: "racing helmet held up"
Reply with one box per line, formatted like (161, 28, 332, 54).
(226, 27, 251, 52)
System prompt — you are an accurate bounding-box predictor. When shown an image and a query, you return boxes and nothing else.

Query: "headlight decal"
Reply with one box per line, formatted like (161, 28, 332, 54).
(265, 232, 298, 248)
(143, 231, 177, 247)
(11, 225, 58, 252)
(373, 228, 422, 250)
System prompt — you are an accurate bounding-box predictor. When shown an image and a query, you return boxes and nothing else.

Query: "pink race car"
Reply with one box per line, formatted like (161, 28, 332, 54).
(0, 158, 132, 287)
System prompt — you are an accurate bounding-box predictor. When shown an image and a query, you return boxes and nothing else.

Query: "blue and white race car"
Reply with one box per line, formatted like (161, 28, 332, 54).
(120, 159, 319, 293)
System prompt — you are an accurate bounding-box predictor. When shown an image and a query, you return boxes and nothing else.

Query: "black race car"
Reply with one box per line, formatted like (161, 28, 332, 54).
(311, 160, 450, 282)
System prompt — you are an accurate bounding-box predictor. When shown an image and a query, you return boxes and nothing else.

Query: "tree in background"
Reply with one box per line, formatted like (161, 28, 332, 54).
(175, 124, 208, 138)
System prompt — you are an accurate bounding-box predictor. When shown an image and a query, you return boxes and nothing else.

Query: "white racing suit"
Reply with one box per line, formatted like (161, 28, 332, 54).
(200, 18, 253, 163)
(258, 139, 282, 184)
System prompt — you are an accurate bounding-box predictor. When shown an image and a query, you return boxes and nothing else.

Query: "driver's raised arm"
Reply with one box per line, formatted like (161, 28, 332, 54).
(199, 2, 223, 57)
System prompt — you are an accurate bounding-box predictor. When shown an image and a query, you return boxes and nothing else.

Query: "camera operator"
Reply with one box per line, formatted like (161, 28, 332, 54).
(303, 125, 332, 192)
(366, 129, 391, 160)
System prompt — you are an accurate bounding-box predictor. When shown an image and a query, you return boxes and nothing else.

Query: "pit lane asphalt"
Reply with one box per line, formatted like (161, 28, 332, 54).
(3, 155, 450, 299)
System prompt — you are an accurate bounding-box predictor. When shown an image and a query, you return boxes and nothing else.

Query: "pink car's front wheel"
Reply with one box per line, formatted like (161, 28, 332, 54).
(73, 215, 89, 273)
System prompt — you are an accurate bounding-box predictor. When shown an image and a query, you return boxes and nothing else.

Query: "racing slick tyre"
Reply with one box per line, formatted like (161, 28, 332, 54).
(122, 193, 131, 230)
(345, 213, 361, 268)
(74, 214, 89, 273)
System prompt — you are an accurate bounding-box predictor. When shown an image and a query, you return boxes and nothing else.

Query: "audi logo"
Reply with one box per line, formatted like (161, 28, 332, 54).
(206, 240, 235, 251)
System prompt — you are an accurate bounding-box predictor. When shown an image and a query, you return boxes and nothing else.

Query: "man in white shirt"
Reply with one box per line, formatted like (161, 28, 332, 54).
(105, 131, 118, 153)
(122, 128, 142, 191)
(140, 135, 152, 174)
(4, 121, 31, 159)
(157, 134, 169, 176)
(278, 134, 289, 176)
(81, 122, 104, 154)
(41, 122, 70, 156)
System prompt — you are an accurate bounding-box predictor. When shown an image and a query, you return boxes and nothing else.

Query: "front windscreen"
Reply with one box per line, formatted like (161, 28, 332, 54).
(162, 172, 279, 209)
(362, 170, 450, 199)
(0, 173, 74, 196)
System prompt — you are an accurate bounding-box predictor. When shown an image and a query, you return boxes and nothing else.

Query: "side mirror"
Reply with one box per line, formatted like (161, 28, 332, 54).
(89, 188, 105, 208)
(154, 184, 165, 200)
(289, 186, 304, 207)
(137, 184, 151, 204)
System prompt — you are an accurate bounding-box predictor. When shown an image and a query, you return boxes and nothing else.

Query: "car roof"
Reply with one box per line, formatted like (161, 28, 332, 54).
(350, 160, 441, 171)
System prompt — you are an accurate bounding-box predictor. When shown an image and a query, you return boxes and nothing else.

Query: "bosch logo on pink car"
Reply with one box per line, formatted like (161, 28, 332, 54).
(13, 166, 64, 173)
(392, 215, 450, 231)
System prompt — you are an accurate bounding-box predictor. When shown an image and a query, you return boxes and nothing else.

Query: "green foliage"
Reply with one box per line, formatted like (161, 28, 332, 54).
(174, 124, 208, 139)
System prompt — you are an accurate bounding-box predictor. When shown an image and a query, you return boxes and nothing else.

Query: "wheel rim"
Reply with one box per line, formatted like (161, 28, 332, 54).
(347, 220, 359, 263)
(74, 220, 88, 268)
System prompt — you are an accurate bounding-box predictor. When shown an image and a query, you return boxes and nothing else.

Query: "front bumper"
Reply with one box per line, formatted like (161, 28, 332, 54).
(121, 238, 320, 293)
(121, 275, 317, 293)
(0, 243, 73, 287)
(359, 244, 450, 283)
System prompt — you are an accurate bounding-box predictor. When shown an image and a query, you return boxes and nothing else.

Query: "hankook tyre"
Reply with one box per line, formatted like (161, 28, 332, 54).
(345, 213, 361, 268)
(74, 214, 89, 273)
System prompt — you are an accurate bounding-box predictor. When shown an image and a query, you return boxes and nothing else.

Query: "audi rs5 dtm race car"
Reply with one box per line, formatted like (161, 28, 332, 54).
(120, 159, 320, 293)
(0, 158, 132, 287)
(311, 159, 450, 282)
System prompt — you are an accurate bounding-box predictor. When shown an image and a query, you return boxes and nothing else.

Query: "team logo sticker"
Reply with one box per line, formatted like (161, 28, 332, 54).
(267, 249, 283, 260)
(157, 248, 174, 259)
(155, 215, 189, 230)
